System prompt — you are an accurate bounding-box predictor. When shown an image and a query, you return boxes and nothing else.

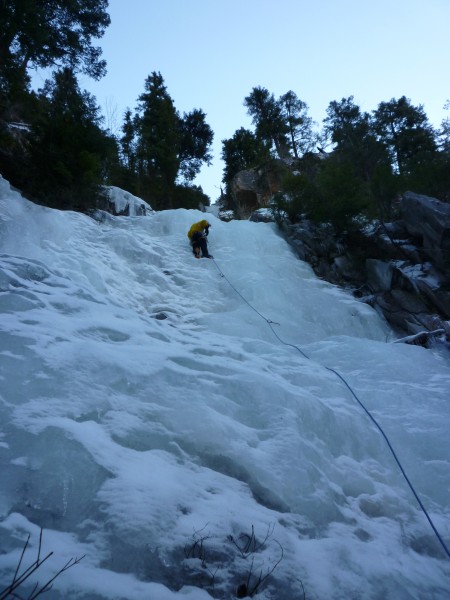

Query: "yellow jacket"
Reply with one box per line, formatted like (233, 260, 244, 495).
(187, 219, 210, 239)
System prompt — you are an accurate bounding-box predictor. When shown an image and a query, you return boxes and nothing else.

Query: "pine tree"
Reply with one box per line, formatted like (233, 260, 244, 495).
(126, 72, 214, 209)
(323, 96, 396, 218)
(323, 96, 371, 152)
(244, 87, 290, 160)
(0, 0, 112, 203)
(372, 96, 438, 176)
(134, 72, 180, 207)
(27, 68, 114, 211)
(278, 97, 393, 228)
(120, 109, 137, 173)
(279, 91, 316, 159)
(0, 0, 110, 83)
(178, 108, 213, 182)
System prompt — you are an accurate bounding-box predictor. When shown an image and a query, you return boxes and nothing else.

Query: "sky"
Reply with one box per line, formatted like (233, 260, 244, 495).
(1, 176, 450, 598)
(49, 0, 450, 203)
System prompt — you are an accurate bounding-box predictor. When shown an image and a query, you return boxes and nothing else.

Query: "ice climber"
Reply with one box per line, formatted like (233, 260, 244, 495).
(187, 219, 213, 259)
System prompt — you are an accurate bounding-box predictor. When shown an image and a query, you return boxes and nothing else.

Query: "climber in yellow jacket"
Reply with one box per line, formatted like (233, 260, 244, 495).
(187, 219, 213, 259)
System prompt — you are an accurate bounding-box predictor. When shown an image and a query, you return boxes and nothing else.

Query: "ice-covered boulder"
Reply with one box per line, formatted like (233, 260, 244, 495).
(103, 186, 153, 216)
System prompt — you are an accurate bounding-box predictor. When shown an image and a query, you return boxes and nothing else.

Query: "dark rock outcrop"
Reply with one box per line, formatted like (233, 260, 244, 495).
(401, 191, 450, 269)
(280, 192, 450, 344)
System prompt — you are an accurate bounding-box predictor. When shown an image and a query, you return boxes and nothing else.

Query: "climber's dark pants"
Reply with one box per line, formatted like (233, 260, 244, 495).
(190, 231, 209, 256)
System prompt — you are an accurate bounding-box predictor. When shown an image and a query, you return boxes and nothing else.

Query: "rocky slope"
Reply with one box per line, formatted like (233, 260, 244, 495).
(277, 192, 450, 345)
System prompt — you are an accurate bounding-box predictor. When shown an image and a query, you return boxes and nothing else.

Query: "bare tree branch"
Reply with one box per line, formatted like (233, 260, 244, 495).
(0, 530, 84, 600)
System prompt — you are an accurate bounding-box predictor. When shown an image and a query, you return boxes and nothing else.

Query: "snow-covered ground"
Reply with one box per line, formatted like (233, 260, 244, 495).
(0, 176, 449, 599)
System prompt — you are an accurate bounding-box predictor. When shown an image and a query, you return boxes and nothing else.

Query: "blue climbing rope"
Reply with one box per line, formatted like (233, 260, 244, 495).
(211, 257, 450, 560)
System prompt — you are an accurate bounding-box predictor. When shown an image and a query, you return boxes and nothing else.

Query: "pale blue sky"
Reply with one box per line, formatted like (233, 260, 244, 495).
(69, 0, 450, 202)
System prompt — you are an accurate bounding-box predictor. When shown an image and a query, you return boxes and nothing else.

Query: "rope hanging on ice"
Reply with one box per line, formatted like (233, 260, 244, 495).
(211, 257, 450, 561)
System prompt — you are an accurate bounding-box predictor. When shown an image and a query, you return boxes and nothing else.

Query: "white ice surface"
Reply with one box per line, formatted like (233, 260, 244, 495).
(0, 176, 449, 599)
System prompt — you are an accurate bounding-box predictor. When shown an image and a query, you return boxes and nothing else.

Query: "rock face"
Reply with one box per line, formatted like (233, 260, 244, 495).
(280, 192, 450, 344)
(401, 191, 450, 270)
(230, 163, 284, 218)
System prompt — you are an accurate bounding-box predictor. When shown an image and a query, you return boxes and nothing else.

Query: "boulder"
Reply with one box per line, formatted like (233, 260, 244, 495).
(366, 259, 394, 292)
(401, 192, 450, 269)
(249, 208, 275, 222)
(374, 289, 431, 334)
(230, 162, 285, 217)
(102, 186, 153, 216)
(415, 279, 450, 319)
